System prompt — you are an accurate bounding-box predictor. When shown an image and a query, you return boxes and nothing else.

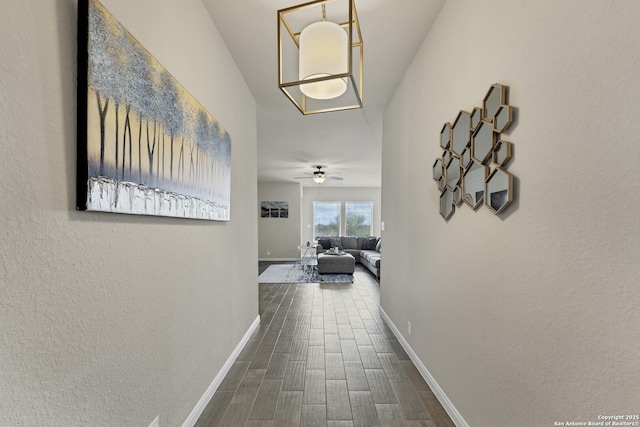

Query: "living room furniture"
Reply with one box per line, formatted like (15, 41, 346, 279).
(298, 245, 317, 273)
(317, 252, 356, 275)
(316, 236, 381, 278)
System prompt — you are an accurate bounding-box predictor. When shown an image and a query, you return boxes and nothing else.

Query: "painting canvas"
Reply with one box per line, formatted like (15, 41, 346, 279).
(261, 201, 288, 218)
(77, 0, 231, 221)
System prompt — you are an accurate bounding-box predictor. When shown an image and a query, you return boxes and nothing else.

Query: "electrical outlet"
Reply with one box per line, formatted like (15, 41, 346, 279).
(407, 321, 412, 336)
(267, 251, 270, 256)
(149, 416, 159, 427)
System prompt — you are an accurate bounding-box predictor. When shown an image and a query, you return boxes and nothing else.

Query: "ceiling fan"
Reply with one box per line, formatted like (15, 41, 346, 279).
(293, 165, 343, 184)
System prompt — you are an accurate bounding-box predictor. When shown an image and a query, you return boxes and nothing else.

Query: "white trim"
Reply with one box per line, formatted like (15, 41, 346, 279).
(182, 315, 261, 427)
(379, 306, 469, 427)
(258, 258, 298, 262)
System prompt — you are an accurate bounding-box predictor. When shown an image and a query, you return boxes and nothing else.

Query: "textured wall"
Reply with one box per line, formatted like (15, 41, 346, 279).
(381, 0, 640, 426)
(0, 1, 257, 426)
(258, 182, 302, 260)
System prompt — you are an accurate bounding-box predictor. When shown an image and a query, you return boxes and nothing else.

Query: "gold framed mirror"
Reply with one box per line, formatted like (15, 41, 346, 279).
(485, 167, 513, 214)
(433, 158, 443, 181)
(445, 157, 461, 191)
(493, 105, 513, 133)
(439, 188, 455, 220)
(451, 111, 471, 157)
(434, 83, 516, 218)
(492, 140, 512, 167)
(460, 146, 472, 170)
(482, 83, 506, 122)
(440, 123, 452, 150)
(462, 161, 488, 209)
(443, 150, 451, 165)
(470, 107, 482, 130)
(471, 120, 495, 164)
(453, 186, 463, 206)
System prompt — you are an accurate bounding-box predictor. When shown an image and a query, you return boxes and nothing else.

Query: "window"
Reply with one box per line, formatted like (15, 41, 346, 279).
(313, 201, 341, 239)
(345, 201, 373, 236)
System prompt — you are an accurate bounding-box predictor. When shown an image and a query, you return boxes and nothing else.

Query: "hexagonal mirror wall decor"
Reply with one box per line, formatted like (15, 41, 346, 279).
(471, 120, 495, 164)
(453, 186, 463, 206)
(451, 111, 471, 157)
(493, 105, 513, 133)
(440, 123, 452, 150)
(460, 147, 472, 170)
(482, 83, 506, 122)
(443, 150, 451, 165)
(493, 140, 512, 167)
(439, 188, 455, 220)
(433, 158, 444, 181)
(470, 107, 482, 130)
(433, 83, 516, 219)
(463, 161, 488, 209)
(445, 157, 461, 191)
(486, 168, 513, 214)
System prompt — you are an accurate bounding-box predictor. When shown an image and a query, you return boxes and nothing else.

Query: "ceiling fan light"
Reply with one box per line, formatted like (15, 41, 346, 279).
(313, 175, 326, 184)
(299, 21, 348, 100)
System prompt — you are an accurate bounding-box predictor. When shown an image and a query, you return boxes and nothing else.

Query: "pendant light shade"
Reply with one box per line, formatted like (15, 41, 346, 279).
(299, 21, 348, 100)
(277, 0, 363, 115)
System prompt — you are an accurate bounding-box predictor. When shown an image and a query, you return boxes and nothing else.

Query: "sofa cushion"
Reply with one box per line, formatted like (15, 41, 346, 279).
(341, 236, 358, 249)
(360, 237, 377, 250)
(360, 250, 381, 278)
(318, 238, 331, 250)
(329, 237, 343, 249)
(375, 238, 382, 252)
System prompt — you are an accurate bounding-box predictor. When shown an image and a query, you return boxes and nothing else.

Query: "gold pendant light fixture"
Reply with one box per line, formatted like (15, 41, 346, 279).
(278, 0, 363, 115)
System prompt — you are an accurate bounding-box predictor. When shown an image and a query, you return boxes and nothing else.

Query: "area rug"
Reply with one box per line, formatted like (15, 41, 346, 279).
(258, 264, 353, 284)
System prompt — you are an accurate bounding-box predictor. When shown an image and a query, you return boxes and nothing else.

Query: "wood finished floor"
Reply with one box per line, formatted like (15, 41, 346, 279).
(195, 264, 455, 427)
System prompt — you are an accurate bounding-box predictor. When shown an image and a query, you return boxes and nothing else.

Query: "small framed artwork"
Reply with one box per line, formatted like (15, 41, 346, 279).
(261, 201, 288, 218)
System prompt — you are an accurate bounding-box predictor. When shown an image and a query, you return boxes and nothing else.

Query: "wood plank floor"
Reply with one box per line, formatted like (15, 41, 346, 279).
(195, 264, 455, 427)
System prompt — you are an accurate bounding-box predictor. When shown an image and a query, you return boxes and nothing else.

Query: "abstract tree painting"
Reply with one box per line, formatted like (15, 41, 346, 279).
(77, 0, 231, 221)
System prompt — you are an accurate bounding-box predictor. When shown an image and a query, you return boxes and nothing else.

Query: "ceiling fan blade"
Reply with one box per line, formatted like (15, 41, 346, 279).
(292, 166, 342, 182)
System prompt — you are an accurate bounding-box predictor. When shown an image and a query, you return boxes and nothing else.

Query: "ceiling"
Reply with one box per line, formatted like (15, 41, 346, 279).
(202, 0, 445, 187)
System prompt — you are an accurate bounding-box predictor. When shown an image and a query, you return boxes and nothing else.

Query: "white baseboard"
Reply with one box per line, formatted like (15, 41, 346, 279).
(379, 307, 469, 427)
(258, 258, 298, 262)
(182, 315, 260, 427)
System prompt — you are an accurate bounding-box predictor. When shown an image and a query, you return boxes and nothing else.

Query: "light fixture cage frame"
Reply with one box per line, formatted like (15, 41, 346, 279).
(278, 0, 363, 115)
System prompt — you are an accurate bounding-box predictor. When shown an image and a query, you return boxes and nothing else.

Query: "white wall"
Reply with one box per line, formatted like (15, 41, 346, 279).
(381, 1, 640, 426)
(258, 182, 302, 260)
(0, 1, 257, 426)
(302, 187, 382, 243)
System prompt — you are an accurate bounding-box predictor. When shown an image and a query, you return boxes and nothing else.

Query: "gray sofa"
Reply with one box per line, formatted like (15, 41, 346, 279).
(316, 236, 381, 279)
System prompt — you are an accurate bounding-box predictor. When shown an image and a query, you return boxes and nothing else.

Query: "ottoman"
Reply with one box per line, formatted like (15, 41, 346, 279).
(317, 253, 355, 274)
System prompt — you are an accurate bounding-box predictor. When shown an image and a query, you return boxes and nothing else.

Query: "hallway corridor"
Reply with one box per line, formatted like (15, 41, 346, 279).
(195, 265, 455, 427)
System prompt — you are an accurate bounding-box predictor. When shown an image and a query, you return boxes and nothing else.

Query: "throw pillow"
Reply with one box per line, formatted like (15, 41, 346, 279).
(318, 239, 331, 250)
(375, 238, 382, 252)
(361, 237, 377, 250)
(329, 237, 342, 249)
(341, 236, 358, 249)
